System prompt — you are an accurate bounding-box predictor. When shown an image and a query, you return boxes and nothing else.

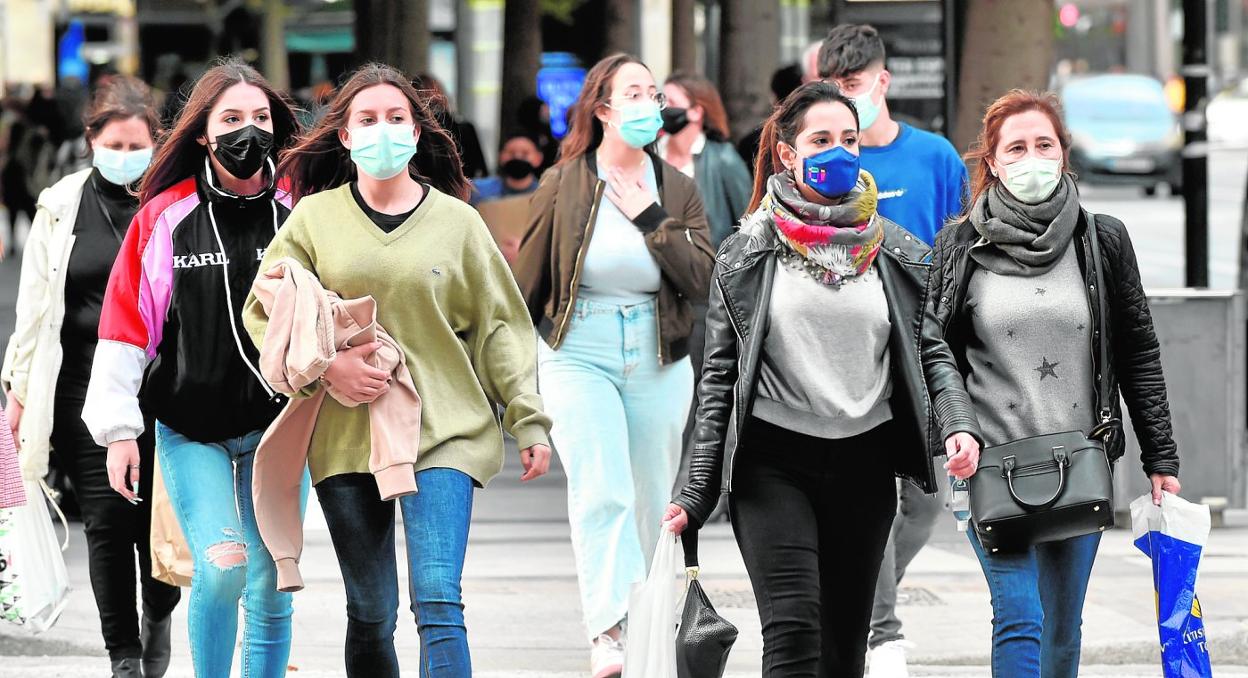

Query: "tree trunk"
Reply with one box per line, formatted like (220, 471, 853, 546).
(671, 0, 697, 74)
(604, 0, 639, 56)
(952, 0, 1053, 152)
(720, 0, 779, 141)
(354, 0, 428, 75)
(501, 0, 542, 138)
(396, 0, 430, 76)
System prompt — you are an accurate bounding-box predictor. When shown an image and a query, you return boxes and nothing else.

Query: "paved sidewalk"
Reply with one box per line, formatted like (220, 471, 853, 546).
(3, 451, 1248, 676)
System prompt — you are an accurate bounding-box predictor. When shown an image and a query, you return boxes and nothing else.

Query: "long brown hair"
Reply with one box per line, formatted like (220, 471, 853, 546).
(556, 53, 648, 166)
(139, 57, 300, 204)
(277, 63, 469, 201)
(963, 89, 1073, 216)
(83, 75, 160, 143)
(748, 81, 858, 211)
(664, 71, 731, 142)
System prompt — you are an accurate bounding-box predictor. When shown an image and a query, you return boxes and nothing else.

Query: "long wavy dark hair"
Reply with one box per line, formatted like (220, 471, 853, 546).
(748, 81, 859, 211)
(277, 63, 469, 201)
(139, 57, 300, 204)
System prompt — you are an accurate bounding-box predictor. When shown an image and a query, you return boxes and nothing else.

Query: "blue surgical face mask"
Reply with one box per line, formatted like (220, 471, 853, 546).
(609, 101, 663, 149)
(93, 147, 153, 186)
(348, 122, 418, 180)
(799, 145, 861, 199)
(852, 73, 883, 131)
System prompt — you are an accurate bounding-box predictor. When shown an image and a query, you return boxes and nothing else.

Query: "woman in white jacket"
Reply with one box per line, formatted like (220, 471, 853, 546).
(1, 76, 180, 678)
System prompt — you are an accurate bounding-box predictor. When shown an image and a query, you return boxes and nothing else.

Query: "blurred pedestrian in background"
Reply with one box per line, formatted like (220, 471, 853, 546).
(515, 53, 713, 678)
(2, 74, 180, 678)
(471, 132, 545, 205)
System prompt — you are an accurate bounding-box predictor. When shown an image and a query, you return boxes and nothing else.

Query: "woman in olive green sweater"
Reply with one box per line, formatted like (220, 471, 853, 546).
(242, 64, 552, 678)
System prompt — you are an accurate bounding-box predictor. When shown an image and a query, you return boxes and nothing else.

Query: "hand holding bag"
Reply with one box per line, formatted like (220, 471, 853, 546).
(676, 529, 738, 678)
(968, 214, 1119, 552)
(622, 525, 681, 678)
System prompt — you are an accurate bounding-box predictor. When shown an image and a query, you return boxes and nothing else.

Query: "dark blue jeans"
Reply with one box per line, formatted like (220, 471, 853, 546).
(316, 468, 474, 678)
(967, 529, 1102, 678)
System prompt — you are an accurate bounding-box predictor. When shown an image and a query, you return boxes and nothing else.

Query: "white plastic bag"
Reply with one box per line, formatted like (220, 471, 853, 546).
(0, 479, 71, 632)
(622, 524, 681, 678)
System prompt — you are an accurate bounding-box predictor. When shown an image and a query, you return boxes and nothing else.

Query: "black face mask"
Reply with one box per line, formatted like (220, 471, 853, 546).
(661, 107, 690, 135)
(501, 158, 537, 180)
(210, 125, 274, 180)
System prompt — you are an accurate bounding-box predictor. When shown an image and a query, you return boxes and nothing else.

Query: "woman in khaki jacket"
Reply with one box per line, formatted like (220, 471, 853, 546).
(1, 76, 180, 678)
(513, 52, 714, 677)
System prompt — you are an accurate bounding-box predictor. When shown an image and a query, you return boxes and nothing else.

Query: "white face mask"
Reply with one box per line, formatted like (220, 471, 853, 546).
(1000, 156, 1062, 204)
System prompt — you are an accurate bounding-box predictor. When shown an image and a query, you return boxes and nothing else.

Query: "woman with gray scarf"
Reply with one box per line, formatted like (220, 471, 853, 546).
(920, 90, 1182, 678)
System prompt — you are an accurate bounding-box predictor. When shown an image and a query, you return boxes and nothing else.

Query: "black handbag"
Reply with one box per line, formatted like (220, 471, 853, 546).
(676, 530, 738, 678)
(968, 215, 1120, 553)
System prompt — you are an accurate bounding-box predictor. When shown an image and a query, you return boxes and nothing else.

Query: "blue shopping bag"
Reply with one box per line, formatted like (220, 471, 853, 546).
(1130, 492, 1214, 678)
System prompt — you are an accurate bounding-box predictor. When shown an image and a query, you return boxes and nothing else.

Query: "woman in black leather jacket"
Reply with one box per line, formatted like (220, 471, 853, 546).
(663, 82, 980, 677)
(919, 90, 1181, 678)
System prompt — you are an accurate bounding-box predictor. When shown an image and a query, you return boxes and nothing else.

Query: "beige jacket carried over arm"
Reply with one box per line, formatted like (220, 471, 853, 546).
(250, 258, 422, 592)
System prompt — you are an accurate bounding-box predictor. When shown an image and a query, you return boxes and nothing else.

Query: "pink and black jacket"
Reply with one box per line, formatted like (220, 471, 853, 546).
(82, 167, 292, 445)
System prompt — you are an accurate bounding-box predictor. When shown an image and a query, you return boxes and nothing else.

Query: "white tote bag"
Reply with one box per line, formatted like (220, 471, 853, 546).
(0, 478, 71, 632)
(622, 524, 682, 678)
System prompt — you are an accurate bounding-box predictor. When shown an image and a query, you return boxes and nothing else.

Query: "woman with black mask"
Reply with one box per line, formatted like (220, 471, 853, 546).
(82, 58, 305, 678)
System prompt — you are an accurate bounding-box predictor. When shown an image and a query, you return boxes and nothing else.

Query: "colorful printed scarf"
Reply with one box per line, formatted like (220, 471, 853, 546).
(765, 170, 883, 287)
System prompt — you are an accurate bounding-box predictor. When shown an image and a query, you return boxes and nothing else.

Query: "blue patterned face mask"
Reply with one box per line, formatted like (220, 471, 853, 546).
(609, 101, 663, 149)
(93, 147, 153, 186)
(800, 145, 861, 199)
(348, 123, 418, 180)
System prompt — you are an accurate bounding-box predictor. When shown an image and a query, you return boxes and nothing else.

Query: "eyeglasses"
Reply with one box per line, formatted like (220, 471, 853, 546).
(608, 92, 668, 110)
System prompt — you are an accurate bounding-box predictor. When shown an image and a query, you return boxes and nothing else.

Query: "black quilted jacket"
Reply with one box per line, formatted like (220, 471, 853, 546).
(922, 209, 1180, 478)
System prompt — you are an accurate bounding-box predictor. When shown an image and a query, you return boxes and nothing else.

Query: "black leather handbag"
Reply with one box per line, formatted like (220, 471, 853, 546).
(968, 216, 1120, 553)
(676, 530, 738, 678)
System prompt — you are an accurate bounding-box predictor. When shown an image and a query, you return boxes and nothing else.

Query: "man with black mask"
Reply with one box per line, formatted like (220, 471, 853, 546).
(470, 133, 545, 205)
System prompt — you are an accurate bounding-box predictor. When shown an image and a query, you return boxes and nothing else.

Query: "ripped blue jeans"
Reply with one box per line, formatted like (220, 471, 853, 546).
(157, 421, 309, 677)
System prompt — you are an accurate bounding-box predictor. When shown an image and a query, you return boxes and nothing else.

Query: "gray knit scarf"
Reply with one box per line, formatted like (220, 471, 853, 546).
(968, 175, 1080, 277)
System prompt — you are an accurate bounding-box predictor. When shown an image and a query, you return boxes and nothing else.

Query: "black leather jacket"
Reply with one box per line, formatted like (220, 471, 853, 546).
(922, 210, 1180, 478)
(672, 210, 977, 527)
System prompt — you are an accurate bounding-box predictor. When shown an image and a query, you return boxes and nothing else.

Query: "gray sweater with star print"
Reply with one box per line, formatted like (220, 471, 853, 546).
(963, 243, 1097, 446)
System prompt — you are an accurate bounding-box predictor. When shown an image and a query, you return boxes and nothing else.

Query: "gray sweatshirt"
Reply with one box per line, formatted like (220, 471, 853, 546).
(754, 262, 893, 439)
(964, 243, 1097, 446)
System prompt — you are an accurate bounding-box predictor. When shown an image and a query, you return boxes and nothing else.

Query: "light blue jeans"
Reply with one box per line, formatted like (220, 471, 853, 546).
(157, 422, 309, 677)
(538, 298, 693, 639)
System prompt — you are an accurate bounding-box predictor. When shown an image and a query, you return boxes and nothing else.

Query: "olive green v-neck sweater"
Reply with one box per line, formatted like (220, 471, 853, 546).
(243, 183, 551, 487)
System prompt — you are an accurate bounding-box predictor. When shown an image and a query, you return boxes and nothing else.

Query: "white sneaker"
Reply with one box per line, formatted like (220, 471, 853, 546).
(590, 634, 624, 678)
(867, 639, 912, 678)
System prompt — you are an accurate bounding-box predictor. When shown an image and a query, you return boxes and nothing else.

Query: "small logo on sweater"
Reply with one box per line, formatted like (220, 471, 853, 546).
(878, 188, 907, 200)
(173, 252, 229, 269)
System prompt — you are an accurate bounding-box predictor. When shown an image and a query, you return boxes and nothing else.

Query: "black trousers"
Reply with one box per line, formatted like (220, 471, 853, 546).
(731, 417, 898, 678)
(50, 395, 180, 660)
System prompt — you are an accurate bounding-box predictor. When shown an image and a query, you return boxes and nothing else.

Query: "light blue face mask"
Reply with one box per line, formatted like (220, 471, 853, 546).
(610, 101, 663, 149)
(93, 147, 153, 186)
(852, 73, 883, 131)
(348, 122, 418, 180)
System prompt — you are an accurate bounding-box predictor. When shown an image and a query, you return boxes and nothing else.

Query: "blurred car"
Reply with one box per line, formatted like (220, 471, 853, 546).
(1208, 79, 1248, 146)
(1062, 74, 1182, 196)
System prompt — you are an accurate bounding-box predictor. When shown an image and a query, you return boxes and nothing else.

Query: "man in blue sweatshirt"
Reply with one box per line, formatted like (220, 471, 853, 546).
(819, 23, 968, 678)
